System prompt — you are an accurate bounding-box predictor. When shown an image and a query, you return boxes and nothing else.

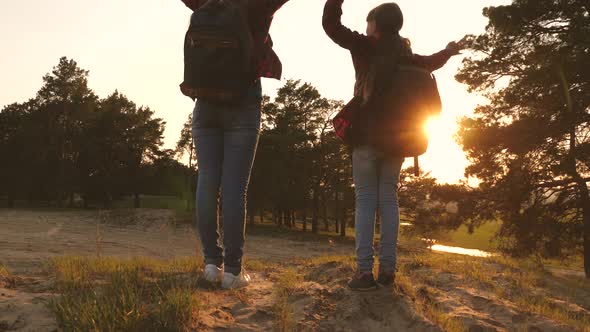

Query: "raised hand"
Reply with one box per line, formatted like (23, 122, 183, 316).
(445, 41, 463, 56)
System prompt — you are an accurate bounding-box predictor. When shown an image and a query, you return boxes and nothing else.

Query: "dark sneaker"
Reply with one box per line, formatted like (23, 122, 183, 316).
(377, 271, 395, 287)
(348, 272, 378, 291)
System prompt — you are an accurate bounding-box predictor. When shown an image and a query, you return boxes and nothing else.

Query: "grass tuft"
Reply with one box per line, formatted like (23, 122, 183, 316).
(154, 287, 200, 331)
(47, 256, 203, 331)
(273, 289, 294, 332)
(270, 267, 305, 332)
(0, 263, 10, 279)
(274, 268, 304, 294)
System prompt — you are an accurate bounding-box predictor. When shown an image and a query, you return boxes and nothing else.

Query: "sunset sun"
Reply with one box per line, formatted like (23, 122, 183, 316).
(424, 115, 441, 139)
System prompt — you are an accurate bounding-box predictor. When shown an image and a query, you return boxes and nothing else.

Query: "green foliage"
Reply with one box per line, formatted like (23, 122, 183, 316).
(248, 80, 353, 234)
(456, 0, 590, 276)
(399, 168, 477, 241)
(0, 57, 186, 209)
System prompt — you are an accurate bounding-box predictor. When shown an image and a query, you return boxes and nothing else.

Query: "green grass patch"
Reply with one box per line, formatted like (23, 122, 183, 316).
(48, 256, 203, 331)
(436, 221, 500, 252)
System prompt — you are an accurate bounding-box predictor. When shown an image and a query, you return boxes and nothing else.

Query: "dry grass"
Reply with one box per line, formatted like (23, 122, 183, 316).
(47, 256, 203, 332)
(396, 253, 590, 332)
(273, 267, 304, 293)
(0, 263, 9, 279)
(394, 263, 464, 331)
(273, 289, 295, 332)
(244, 259, 280, 274)
(270, 267, 306, 332)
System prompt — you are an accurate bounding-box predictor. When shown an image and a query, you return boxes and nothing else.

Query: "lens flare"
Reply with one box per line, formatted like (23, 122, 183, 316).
(424, 116, 441, 138)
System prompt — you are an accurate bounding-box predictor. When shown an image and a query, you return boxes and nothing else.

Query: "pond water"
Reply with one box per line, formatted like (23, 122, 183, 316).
(430, 243, 494, 257)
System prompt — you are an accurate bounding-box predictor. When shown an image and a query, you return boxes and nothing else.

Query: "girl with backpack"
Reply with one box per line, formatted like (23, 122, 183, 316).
(180, 0, 289, 289)
(323, 0, 463, 291)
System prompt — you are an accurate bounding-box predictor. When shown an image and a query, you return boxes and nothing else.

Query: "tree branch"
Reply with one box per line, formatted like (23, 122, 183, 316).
(537, 177, 590, 188)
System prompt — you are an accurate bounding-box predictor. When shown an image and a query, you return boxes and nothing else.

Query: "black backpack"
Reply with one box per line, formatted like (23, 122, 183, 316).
(368, 64, 442, 159)
(181, 0, 254, 103)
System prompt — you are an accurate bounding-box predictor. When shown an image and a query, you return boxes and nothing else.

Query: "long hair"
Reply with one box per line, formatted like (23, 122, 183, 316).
(357, 34, 412, 105)
(356, 3, 412, 104)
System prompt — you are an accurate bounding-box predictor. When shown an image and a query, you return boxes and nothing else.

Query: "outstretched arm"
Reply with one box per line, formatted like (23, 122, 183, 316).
(322, 0, 371, 51)
(412, 42, 463, 72)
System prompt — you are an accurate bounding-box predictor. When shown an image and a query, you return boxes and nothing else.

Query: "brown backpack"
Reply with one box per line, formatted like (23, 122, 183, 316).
(367, 64, 442, 160)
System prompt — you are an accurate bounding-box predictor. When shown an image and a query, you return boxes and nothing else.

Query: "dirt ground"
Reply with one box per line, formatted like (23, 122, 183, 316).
(0, 209, 588, 332)
(0, 209, 353, 332)
(0, 209, 352, 275)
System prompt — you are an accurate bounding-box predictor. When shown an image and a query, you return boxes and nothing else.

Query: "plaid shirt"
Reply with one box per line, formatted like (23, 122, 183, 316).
(181, 0, 288, 80)
(322, 0, 452, 75)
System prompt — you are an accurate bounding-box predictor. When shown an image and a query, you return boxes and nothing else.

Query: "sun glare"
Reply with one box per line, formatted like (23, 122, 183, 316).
(424, 115, 441, 139)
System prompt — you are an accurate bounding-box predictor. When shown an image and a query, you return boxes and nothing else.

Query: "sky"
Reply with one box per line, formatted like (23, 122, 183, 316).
(0, 0, 511, 184)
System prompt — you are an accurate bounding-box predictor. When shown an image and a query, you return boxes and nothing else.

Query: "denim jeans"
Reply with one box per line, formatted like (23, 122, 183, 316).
(192, 82, 262, 275)
(353, 145, 404, 273)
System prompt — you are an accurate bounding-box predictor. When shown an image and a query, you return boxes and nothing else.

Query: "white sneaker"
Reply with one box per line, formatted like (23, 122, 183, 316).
(221, 270, 251, 289)
(203, 264, 223, 283)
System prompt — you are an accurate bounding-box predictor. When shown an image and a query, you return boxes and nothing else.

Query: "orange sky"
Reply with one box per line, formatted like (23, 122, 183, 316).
(0, 0, 510, 184)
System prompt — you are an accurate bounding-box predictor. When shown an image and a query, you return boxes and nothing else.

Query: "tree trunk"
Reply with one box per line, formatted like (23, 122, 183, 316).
(68, 192, 75, 208)
(312, 191, 319, 233)
(302, 209, 307, 232)
(334, 192, 340, 236)
(575, 178, 590, 278)
(134, 193, 140, 209)
(376, 213, 381, 235)
(559, 69, 589, 277)
(322, 199, 329, 232)
(340, 209, 347, 238)
(283, 210, 288, 227)
(584, 195, 590, 279)
(103, 194, 112, 209)
(291, 210, 296, 229)
(248, 209, 255, 226)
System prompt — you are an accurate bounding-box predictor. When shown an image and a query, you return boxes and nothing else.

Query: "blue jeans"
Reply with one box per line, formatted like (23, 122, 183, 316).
(353, 145, 404, 273)
(192, 83, 261, 275)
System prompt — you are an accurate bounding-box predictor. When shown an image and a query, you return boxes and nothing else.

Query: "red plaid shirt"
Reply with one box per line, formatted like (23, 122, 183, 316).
(181, 0, 288, 80)
(322, 0, 452, 75)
